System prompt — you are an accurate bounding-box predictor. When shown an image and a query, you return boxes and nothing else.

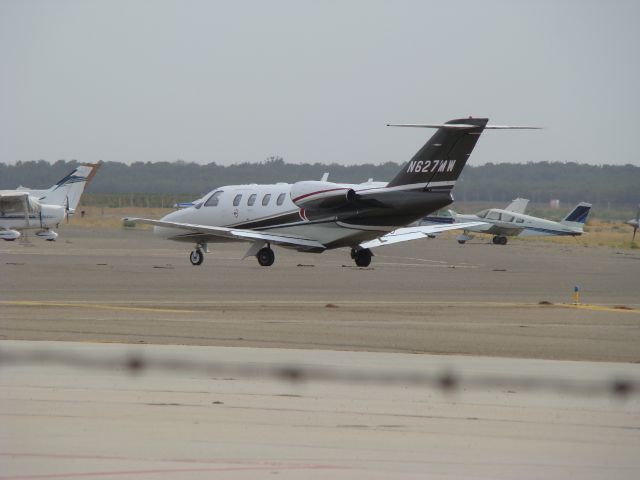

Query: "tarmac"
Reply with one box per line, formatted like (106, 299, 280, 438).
(1, 340, 639, 480)
(1, 226, 640, 478)
(1, 226, 639, 361)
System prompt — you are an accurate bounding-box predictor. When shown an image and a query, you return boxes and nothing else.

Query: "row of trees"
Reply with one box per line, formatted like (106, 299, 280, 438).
(1, 158, 638, 207)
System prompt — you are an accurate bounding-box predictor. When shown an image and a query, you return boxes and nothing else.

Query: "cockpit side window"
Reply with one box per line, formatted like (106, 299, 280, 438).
(204, 191, 224, 207)
(276, 193, 286, 206)
(477, 210, 488, 219)
(487, 211, 501, 221)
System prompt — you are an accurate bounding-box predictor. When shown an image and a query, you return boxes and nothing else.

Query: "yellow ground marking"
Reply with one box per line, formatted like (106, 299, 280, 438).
(558, 303, 640, 314)
(1, 300, 637, 314)
(0, 301, 198, 314)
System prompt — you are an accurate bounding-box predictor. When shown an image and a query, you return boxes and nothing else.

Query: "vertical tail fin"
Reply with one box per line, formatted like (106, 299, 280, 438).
(38, 163, 101, 211)
(560, 202, 592, 230)
(386, 118, 489, 189)
(504, 198, 529, 214)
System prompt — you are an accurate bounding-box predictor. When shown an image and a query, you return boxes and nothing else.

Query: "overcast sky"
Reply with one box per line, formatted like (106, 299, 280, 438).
(1, 0, 639, 166)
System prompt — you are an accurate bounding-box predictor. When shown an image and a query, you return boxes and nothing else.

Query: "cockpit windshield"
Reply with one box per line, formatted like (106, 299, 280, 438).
(204, 190, 224, 207)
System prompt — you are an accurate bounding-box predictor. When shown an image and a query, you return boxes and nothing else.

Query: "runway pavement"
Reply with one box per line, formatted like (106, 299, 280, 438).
(1, 226, 639, 362)
(1, 340, 639, 480)
(2, 227, 640, 478)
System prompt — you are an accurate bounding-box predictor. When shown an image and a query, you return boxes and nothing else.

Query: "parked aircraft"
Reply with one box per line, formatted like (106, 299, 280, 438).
(446, 201, 592, 245)
(0, 163, 100, 241)
(626, 204, 640, 241)
(126, 118, 536, 266)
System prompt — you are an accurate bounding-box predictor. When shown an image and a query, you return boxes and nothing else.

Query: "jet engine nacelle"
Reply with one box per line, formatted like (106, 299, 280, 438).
(0, 229, 21, 241)
(290, 181, 356, 210)
(36, 230, 59, 241)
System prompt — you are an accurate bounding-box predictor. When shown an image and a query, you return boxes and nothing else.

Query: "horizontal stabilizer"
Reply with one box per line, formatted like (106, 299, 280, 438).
(387, 124, 541, 130)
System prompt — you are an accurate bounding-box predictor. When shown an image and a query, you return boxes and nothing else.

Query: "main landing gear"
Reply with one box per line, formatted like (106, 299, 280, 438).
(351, 247, 372, 267)
(492, 235, 508, 245)
(256, 246, 275, 267)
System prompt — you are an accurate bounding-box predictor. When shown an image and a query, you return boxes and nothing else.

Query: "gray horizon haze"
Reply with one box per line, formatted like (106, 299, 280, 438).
(1, 0, 639, 166)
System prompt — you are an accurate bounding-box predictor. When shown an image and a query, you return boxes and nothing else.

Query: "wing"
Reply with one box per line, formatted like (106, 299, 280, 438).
(0, 191, 29, 199)
(124, 217, 326, 251)
(359, 221, 487, 249)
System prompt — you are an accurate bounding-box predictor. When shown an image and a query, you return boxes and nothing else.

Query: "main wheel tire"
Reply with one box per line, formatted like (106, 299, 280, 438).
(498, 236, 508, 245)
(256, 247, 275, 267)
(492, 236, 499, 245)
(354, 248, 372, 267)
(457, 240, 466, 244)
(190, 248, 204, 266)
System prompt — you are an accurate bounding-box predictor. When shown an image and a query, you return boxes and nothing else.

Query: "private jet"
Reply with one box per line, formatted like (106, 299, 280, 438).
(126, 118, 537, 267)
(0, 163, 100, 241)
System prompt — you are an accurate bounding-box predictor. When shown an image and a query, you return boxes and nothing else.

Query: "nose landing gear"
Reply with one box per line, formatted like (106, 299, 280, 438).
(189, 247, 204, 265)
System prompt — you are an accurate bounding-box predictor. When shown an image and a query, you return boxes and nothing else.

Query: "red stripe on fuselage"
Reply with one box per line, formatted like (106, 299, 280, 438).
(292, 187, 348, 203)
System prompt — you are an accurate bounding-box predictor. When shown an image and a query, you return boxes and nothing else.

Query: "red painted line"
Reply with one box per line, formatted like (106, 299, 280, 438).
(292, 187, 347, 203)
(0, 453, 128, 461)
(0, 464, 344, 479)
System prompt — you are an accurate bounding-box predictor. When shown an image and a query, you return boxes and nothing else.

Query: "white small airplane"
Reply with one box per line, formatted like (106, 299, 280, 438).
(126, 118, 537, 267)
(1, 163, 100, 241)
(442, 200, 592, 245)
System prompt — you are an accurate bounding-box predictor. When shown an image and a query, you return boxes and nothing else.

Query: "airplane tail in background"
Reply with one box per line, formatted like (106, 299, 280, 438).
(386, 118, 489, 189)
(560, 202, 592, 231)
(505, 198, 529, 214)
(38, 163, 101, 212)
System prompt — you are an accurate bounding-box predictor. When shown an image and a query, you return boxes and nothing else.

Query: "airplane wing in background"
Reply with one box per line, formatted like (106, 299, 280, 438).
(123, 217, 326, 251)
(0, 192, 30, 199)
(359, 222, 487, 249)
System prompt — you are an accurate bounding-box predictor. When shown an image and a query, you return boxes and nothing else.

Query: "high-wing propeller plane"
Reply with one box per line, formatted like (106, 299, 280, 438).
(126, 118, 537, 267)
(1, 163, 100, 241)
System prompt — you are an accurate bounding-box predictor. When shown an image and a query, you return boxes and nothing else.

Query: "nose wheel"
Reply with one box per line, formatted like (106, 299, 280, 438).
(351, 247, 372, 267)
(256, 246, 275, 267)
(190, 248, 204, 266)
